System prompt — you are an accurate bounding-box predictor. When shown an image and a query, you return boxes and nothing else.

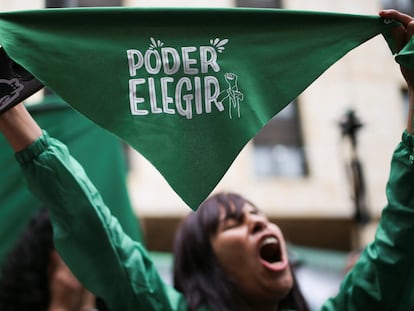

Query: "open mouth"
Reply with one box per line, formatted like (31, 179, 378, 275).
(259, 236, 282, 263)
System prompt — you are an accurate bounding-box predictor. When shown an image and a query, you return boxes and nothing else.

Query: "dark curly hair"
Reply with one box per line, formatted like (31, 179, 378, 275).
(0, 208, 109, 311)
(0, 208, 53, 310)
(173, 192, 309, 311)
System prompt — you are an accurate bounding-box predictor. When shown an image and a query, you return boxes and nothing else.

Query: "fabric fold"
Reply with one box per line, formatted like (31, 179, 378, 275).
(0, 8, 402, 209)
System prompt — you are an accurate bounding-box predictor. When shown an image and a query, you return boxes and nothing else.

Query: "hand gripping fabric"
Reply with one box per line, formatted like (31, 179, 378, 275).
(0, 47, 44, 114)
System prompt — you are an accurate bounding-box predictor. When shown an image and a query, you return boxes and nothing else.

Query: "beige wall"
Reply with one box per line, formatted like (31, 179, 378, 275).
(282, 0, 405, 219)
(0, 1, 43, 11)
(127, 0, 407, 223)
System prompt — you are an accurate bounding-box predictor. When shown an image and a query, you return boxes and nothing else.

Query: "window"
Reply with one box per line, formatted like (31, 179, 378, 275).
(236, 0, 282, 8)
(253, 102, 308, 178)
(45, 0, 121, 8)
(381, 0, 414, 15)
(235, 0, 306, 178)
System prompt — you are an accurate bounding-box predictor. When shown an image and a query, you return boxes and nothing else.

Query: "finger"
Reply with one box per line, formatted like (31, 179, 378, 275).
(390, 25, 408, 51)
(379, 9, 414, 27)
(406, 20, 414, 39)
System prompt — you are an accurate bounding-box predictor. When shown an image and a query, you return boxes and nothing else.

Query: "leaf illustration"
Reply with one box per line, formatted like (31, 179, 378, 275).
(216, 39, 228, 47)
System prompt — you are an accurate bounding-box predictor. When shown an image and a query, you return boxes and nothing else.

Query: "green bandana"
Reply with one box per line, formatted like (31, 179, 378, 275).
(0, 8, 401, 209)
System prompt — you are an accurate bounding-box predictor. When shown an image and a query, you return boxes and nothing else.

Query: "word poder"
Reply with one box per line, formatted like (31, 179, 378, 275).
(126, 38, 243, 119)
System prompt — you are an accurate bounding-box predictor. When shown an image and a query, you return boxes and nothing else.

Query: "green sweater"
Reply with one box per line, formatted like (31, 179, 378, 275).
(16, 130, 414, 311)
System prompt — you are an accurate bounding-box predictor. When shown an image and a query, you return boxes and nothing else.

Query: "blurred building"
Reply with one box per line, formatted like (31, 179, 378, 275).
(125, 0, 409, 253)
(0, 0, 409, 253)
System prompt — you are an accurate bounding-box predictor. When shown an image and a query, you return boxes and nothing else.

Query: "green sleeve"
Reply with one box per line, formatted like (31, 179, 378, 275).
(15, 131, 186, 311)
(321, 131, 414, 311)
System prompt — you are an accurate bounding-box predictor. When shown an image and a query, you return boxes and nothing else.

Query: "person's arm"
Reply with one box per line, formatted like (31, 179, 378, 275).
(0, 103, 42, 151)
(0, 104, 184, 311)
(322, 133, 414, 310)
(379, 9, 414, 133)
(321, 10, 414, 311)
(47, 250, 96, 311)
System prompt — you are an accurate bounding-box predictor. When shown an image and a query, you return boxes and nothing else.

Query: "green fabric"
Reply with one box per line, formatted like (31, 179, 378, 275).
(15, 129, 414, 310)
(16, 132, 185, 311)
(322, 131, 414, 311)
(396, 36, 414, 69)
(0, 95, 143, 267)
(0, 8, 401, 208)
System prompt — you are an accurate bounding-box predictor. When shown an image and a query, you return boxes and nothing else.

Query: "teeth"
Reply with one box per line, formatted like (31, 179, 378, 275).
(259, 237, 282, 263)
(261, 236, 278, 246)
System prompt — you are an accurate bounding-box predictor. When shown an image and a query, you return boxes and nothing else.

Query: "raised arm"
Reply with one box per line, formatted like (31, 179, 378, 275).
(380, 9, 414, 133)
(0, 103, 42, 151)
(321, 10, 414, 311)
(0, 102, 183, 310)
